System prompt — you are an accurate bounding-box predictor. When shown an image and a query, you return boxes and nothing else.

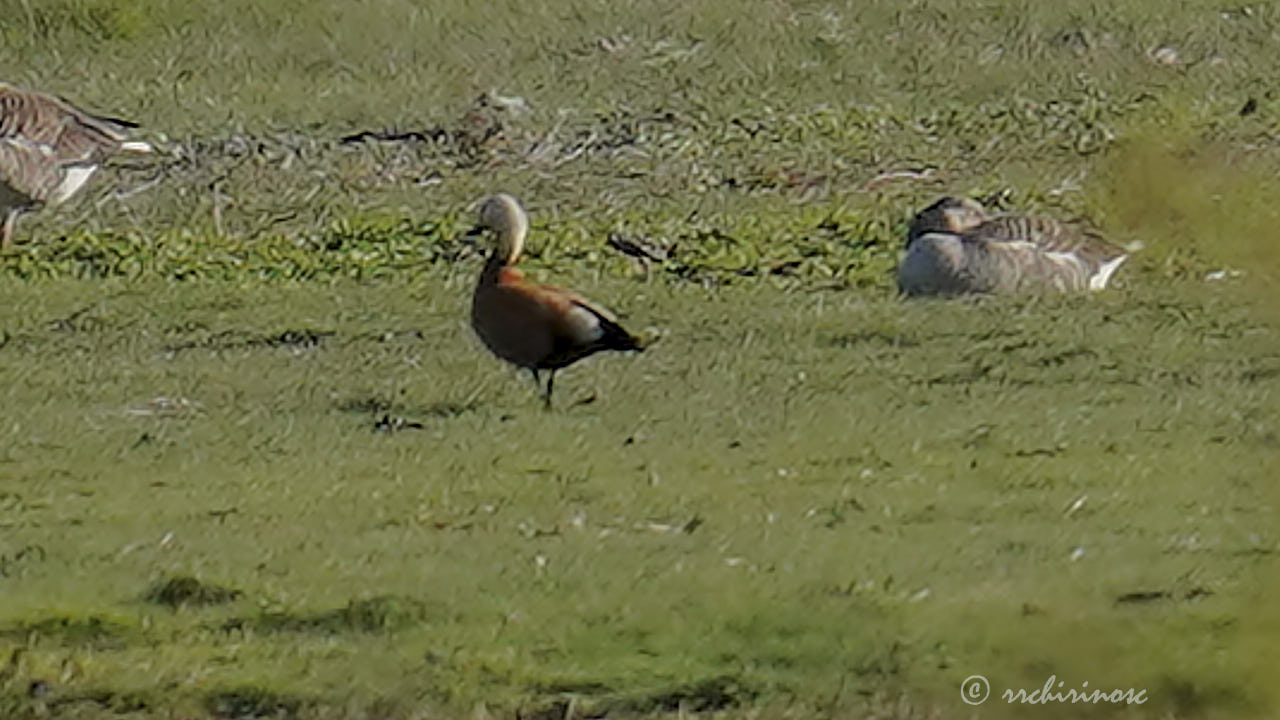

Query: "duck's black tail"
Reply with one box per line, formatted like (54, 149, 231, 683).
(600, 316, 645, 353)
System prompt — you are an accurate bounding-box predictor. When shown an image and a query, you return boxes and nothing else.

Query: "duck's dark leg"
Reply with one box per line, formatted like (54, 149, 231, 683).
(543, 370, 557, 410)
(528, 368, 551, 407)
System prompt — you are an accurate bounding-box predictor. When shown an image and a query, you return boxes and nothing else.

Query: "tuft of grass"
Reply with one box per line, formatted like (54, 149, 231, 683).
(145, 575, 243, 609)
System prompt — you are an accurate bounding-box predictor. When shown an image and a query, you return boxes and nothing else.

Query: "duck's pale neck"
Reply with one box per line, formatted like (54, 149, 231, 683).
(495, 216, 527, 266)
(478, 224, 526, 284)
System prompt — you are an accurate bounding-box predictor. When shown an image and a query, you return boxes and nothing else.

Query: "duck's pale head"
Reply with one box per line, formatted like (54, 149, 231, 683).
(469, 193, 529, 264)
(907, 197, 987, 246)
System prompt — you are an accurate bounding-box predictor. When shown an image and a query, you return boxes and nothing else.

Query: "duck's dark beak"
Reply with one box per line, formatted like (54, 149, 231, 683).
(464, 224, 485, 238)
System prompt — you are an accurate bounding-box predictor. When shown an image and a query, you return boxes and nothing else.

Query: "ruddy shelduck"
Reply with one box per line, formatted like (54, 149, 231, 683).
(0, 83, 153, 250)
(469, 193, 644, 408)
(898, 196, 1129, 296)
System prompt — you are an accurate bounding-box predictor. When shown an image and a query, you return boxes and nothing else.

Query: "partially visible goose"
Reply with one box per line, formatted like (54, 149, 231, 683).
(469, 193, 645, 408)
(898, 196, 1128, 296)
(0, 83, 153, 250)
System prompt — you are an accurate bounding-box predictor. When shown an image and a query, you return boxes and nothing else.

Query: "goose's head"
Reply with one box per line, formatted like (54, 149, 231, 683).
(907, 197, 987, 247)
(468, 193, 529, 264)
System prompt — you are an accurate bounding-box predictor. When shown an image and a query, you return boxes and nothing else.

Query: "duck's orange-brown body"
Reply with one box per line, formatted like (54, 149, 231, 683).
(469, 194, 643, 406)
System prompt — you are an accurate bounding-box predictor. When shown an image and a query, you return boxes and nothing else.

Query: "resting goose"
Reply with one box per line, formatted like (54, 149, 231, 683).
(898, 196, 1128, 295)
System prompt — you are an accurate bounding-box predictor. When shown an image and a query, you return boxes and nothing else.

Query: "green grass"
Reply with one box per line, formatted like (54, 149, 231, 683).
(4, 0, 1280, 262)
(1, 277, 1276, 718)
(1, 1, 1279, 718)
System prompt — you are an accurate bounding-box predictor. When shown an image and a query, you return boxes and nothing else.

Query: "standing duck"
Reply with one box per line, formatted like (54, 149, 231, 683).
(0, 82, 153, 250)
(898, 196, 1129, 296)
(469, 194, 644, 408)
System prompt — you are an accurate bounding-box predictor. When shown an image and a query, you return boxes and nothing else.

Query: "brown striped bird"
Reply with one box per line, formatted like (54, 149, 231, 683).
(468, 193, 644, 408)
(0, 82, 153, 250)
(898, 196, 1129, 296)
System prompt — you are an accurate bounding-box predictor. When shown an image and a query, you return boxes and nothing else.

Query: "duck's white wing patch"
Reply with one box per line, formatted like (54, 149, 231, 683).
(563, 302, 605, 343)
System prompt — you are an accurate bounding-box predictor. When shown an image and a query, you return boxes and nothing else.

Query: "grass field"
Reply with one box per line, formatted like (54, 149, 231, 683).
(2, 1, 1279, 718)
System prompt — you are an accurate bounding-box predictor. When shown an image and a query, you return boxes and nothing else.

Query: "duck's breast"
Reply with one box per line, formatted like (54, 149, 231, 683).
(471, 282, 557, 369)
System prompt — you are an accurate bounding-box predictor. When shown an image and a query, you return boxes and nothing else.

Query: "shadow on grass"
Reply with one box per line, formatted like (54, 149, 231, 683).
(46, 688, 153, 717)
(522, 674, 758, 719)
(206, 686, 309, 720)
(1155, 676, 1255, 719)
(163, 327, 335, 354)
(335, 395, 480, 432)
(822, 329, 922, 349)
(220, 595, 434, 636)
(0, 615, 137, 649)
